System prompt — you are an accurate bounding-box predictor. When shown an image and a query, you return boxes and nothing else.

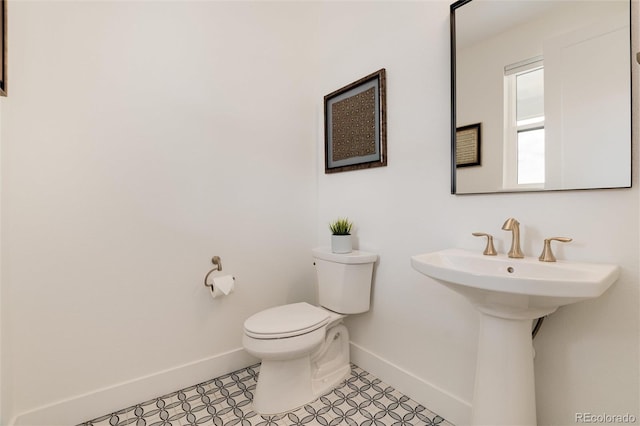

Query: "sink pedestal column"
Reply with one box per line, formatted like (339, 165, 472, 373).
(471, 312, 537, 425)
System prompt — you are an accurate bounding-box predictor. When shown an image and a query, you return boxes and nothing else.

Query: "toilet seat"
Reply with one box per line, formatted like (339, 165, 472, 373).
(244, 302, 330, 339)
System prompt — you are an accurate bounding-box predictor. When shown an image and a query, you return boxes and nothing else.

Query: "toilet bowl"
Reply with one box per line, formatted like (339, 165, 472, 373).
(243, 302, 350, 414)
(242, 248, 377, 415)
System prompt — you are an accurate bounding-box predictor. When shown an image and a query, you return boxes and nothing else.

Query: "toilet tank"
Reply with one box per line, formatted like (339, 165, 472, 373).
(312, 247, 378, 314)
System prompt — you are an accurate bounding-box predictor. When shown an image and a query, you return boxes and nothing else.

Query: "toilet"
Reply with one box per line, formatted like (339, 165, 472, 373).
(242, 246, 377, 415)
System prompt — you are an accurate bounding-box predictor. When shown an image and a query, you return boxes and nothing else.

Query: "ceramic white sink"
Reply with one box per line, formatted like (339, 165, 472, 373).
(411, 248, 620, 425)
(411, 248, 619, 318)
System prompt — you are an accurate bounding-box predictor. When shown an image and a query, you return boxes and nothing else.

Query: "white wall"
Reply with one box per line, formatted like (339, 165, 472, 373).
(1, 1, 317, 423)
(314, 1, 639, 425)
(1, 1, 638, 426)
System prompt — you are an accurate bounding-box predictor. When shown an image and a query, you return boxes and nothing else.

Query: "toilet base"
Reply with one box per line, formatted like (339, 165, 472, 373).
(252, 357, 315, 415)
(251, 323, 350, 415)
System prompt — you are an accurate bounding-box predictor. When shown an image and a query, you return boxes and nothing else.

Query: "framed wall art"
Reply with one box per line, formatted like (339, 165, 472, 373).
(324, 69, 386, 174)
(0, 0, 6, 96)
(456, 123, 481, 167)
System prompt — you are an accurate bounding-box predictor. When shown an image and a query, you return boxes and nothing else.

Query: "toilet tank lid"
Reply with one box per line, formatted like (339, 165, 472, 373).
(312, 247, 378, 264)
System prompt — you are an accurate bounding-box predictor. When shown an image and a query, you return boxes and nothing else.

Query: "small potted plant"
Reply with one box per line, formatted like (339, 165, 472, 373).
(329, 217, 353, 254)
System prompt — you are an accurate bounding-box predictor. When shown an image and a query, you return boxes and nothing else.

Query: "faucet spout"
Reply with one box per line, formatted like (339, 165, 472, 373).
(502, 218, 524, 258)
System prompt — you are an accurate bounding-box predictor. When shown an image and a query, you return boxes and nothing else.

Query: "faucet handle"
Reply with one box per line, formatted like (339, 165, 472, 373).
(472, 232, 497, 256)
(538, 237, 572, 262)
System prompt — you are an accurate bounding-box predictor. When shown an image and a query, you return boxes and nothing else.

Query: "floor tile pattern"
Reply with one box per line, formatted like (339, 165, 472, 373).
(79, 363, 453, 426)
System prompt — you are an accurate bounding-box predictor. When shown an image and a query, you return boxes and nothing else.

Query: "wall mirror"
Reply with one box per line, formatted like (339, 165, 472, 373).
(451, 0, 632, 194)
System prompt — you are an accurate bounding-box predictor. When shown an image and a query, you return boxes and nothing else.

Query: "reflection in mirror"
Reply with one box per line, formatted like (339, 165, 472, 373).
(451, 0, 632, 194)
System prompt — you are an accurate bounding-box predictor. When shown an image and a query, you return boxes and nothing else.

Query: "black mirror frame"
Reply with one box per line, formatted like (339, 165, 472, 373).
(450, 0, 471, 194)
(449, 0, 633, 195)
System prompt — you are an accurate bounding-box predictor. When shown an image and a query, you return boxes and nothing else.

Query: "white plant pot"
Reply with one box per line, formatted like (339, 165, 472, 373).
(331, 235, 352, 254)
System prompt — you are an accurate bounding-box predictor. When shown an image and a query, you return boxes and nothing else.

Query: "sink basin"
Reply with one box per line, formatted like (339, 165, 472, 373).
(411, 248, 619, 425)
(411, 248, 619, 319)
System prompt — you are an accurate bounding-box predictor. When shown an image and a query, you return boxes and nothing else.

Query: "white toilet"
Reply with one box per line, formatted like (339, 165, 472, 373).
(242, 246, 377, 415)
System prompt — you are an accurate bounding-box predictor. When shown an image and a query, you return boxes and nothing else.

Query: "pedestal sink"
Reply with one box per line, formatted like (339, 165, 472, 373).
(411, 249, 619, 426)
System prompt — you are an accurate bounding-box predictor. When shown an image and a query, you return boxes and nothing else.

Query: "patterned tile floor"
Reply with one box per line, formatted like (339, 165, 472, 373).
(78, 363, 453, 426)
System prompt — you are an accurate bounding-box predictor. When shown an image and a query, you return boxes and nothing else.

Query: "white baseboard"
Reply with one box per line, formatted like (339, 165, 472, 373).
(350, 342, 471, 426)
(10, 343, 470, 426)
(10, 348, 258, 426)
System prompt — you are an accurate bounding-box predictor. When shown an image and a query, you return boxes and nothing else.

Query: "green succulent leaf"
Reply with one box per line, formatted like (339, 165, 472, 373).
(329, 217, 353, 235)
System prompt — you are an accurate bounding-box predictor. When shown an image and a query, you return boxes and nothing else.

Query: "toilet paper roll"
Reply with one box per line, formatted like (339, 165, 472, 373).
(209, 274, 235, 299)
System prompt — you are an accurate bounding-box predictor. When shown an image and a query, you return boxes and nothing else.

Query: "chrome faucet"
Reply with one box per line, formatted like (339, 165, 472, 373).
(502, 218, 524, 258)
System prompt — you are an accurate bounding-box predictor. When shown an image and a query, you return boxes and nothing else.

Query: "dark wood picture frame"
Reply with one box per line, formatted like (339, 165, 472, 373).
(456, 123, 481, 167)
(0, 0, 6, 97)
(324, 69, 386, 174)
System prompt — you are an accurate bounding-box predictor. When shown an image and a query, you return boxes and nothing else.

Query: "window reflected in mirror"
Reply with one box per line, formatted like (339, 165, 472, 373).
(504, 60, 545, 188)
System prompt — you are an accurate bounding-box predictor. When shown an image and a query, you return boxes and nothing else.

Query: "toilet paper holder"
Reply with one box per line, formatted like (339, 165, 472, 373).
(203, 256, 234, 288)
